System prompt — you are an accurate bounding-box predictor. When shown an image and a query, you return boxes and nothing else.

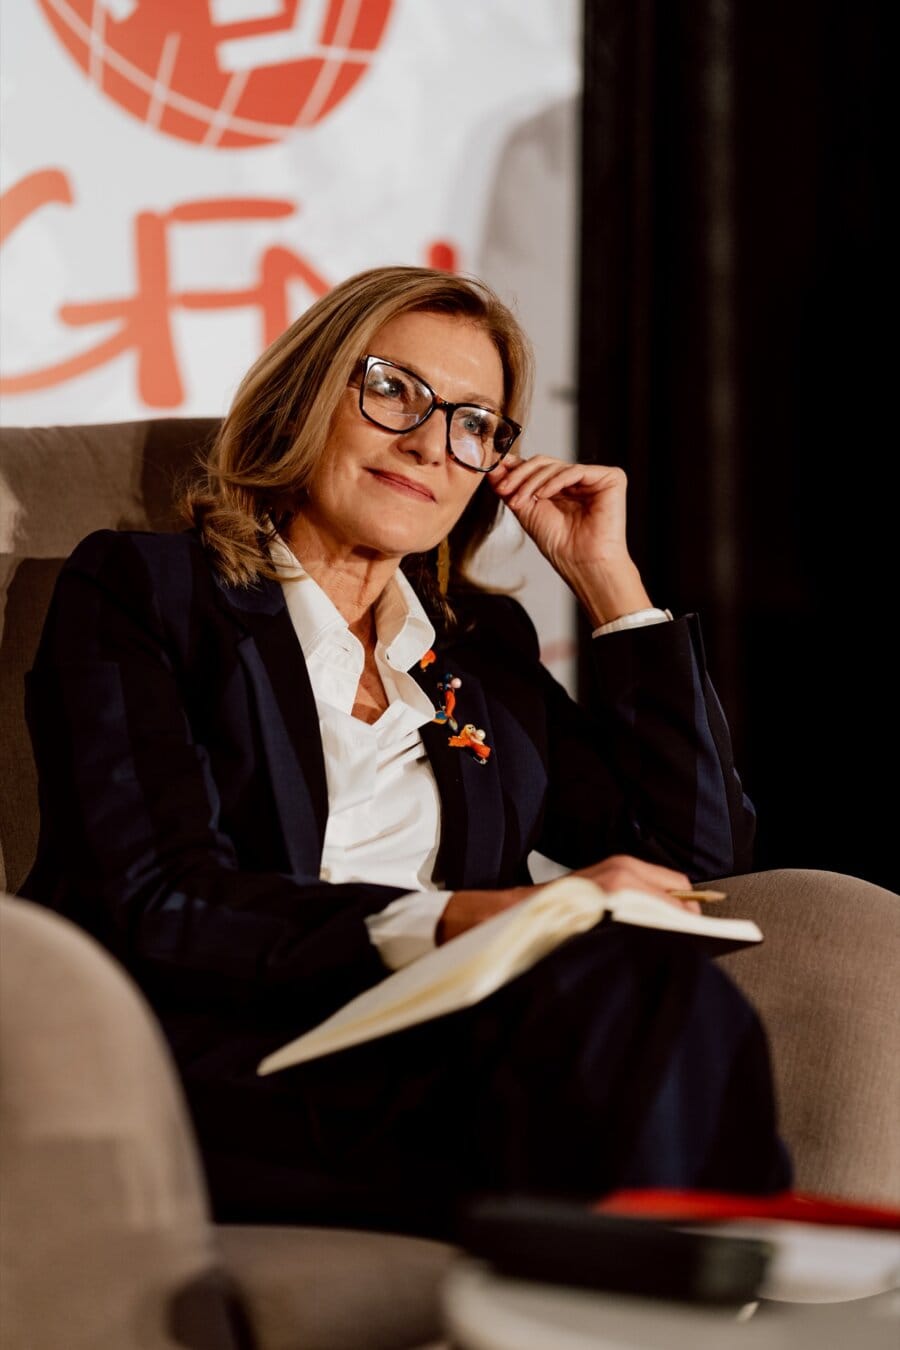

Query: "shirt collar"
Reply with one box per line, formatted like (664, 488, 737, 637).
(376, 567, 435, 672)
(269, 535, 435, 672)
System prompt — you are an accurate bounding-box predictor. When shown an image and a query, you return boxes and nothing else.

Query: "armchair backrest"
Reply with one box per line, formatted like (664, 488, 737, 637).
(0, 418, 220, 893)
(0, 892, 250, 1350)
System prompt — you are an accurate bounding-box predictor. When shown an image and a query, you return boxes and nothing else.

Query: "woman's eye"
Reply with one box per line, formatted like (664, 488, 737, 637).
(460, 410, 493, 440)
(370, 374, 406, 399)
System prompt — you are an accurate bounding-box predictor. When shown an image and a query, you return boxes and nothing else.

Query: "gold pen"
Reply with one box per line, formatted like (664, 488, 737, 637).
(668, 889, 727, 903)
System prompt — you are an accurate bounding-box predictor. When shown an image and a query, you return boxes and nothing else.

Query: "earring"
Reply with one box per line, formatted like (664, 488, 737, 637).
(437, 537, 451, 596)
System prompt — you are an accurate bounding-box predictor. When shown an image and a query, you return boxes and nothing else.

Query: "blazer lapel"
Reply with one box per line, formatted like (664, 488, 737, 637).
(215, 574, 328, 880)
(412, 658, 505, 890)
(215, 570, 508, 891)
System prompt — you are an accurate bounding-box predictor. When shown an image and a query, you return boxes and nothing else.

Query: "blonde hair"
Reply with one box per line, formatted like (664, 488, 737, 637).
(182, 265, 533, 628)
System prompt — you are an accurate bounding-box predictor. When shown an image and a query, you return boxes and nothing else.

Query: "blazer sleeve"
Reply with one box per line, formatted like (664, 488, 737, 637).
(23, 532, 400, 1028)
(510, 603, 757, 880)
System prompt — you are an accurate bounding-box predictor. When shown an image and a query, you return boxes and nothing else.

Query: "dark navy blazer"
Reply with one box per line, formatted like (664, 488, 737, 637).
(22, 528, 755, 1077)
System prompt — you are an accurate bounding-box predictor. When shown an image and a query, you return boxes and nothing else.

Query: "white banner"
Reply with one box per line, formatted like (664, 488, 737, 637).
(0, 0, 579, 689)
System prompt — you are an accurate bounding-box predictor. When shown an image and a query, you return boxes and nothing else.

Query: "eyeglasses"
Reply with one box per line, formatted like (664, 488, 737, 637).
(354, 355, 522, 473)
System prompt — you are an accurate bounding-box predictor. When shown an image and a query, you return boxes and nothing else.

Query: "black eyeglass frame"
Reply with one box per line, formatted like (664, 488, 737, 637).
(354, 354, 522, 474)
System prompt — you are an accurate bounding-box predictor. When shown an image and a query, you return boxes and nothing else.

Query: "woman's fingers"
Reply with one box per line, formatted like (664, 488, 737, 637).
(584, 854, 691, 888)
(494, 456, 621, 498)
(507, 464, 596, 510)
(491, 458, 629, 533)
(575, 854, 700, 912)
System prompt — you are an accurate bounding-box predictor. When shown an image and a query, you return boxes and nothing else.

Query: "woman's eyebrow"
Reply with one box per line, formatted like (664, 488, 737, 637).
(464, 395, 502, 413)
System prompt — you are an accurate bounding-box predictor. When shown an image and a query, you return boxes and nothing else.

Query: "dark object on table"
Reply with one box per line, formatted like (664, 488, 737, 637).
(459, 1194, 772, 1305)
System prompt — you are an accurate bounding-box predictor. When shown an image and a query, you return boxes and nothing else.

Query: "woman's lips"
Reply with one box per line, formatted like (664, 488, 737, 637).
(367, 469, 435, 501)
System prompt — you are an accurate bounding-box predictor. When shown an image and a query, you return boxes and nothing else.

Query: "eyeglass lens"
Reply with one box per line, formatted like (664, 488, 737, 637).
(362, 360, 515, 471)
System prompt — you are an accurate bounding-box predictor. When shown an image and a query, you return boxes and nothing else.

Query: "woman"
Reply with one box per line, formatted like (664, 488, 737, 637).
(23, 266, 789, 1236)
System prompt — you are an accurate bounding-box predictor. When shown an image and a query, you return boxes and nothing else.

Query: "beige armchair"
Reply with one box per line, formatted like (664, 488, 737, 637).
(1, 419, 898, 1349)
(0, 892, 453, 1350)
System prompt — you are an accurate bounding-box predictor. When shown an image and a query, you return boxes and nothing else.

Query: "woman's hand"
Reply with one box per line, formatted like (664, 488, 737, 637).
(437, 855, 700, 945)
(570, 855, 701, 913)
(488, 455, 652, 627)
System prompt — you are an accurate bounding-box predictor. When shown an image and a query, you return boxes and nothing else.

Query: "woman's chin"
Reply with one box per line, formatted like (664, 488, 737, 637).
(351, 519, 445, 561)
(379, 535, 443, 561)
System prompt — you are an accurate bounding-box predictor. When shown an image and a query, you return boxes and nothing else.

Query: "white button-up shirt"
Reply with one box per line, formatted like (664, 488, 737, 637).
(271, 538, 673, 971)
(271, 537, 451, 969)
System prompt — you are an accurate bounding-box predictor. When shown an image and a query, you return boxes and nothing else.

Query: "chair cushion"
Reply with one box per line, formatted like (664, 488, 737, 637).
(217, 1223, 455, 1350)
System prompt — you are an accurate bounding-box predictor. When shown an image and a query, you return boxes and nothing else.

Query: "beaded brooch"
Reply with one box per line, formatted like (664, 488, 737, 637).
(420, 650, 492, 765)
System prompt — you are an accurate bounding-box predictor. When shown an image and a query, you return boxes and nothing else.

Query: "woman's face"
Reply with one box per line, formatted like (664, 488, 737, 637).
(303, 310, 505, 560)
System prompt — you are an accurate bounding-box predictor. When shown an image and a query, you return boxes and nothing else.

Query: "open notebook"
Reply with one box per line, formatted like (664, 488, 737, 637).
(258, 874, 761, 1075)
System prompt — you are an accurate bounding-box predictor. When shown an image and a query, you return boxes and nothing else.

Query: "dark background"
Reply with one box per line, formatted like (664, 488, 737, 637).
(576, 0, 894, 891)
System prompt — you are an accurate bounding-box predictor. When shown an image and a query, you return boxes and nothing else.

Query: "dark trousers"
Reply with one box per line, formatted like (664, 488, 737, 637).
(188, 926, 791, 1239)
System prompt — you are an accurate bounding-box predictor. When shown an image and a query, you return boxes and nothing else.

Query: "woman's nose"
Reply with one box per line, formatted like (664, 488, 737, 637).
(397, 408, 447, 465)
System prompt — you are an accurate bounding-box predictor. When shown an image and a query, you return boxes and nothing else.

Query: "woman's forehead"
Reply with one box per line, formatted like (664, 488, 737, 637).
(368, 311, 504, 404)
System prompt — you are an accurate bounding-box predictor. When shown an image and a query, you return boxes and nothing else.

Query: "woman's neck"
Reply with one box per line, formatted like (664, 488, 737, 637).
(284, 516, 399, 633)
(347, 605, 377, 653)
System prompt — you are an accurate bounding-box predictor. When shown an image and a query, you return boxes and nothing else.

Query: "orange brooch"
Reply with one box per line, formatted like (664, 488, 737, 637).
(448, 723, 491, 765)
(420, 655, 492, 765)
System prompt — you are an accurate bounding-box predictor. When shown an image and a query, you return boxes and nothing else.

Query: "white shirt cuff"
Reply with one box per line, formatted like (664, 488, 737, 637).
(592, 607, 673, 638)
(365, 890, 453, 970)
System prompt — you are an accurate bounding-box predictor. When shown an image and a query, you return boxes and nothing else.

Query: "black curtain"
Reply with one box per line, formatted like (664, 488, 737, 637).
(577, 0, 894, 891)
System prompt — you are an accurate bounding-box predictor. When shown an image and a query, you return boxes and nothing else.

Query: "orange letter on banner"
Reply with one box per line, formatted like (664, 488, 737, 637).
(0, 168, 73, 245)
(0, 183, 330, 408)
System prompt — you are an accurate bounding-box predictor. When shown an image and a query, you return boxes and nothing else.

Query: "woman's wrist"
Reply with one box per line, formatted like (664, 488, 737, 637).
(563, 557, 652, 630)
(438, 886, 533, 944)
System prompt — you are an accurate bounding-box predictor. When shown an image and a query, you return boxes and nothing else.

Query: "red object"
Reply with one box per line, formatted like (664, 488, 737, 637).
(427, 241, 458, 272)
(595, 1188, 900, 1231)
(37, 0, 393, 149)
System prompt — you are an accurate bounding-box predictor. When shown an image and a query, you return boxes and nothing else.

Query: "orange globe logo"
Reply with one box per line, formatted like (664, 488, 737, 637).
(36, 0, 394, 149)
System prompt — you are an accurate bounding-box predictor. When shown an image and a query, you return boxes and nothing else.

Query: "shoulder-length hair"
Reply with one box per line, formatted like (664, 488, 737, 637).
(182, 265, 533, 629)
